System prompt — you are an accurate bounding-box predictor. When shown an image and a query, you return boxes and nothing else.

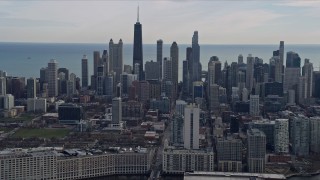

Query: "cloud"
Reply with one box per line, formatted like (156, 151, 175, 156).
(0, 17, 76, 27)
(275, 1, 320, 8)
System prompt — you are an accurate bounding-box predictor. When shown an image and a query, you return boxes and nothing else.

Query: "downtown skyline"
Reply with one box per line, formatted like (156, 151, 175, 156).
(0, 1, 320, 44)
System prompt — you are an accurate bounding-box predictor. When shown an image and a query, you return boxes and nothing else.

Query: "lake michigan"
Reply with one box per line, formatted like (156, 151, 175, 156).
(0, 42, 319, 81)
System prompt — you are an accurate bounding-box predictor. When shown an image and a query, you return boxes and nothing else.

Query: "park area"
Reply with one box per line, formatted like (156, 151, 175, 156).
(12, 128, 70, 138)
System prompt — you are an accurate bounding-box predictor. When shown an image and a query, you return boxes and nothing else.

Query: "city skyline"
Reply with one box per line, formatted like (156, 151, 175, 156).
(1, 1, 320, 44)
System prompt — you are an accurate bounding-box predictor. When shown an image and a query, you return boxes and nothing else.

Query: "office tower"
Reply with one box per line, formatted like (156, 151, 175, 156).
(162, 57, 172, 81)
(246, 54, 254, 93)
(264, 82, 283, 97)
(81, 55, 88, 88)
(0, 77, 6, 96)
(298, 76, 306, 104)
(170, 42, 179, 84)
(157, 39, 163, 78)
(291, 115, 310, 156)
(171, 115, 184, 145)
(93, 51, 101, 76)
(27, 78, 36, 98)
(27, 98, 47, 112)
(192, 31, 201, 82)
(217, 137, 242, 172)
(109, 39, 123, 83)
(123, 65, 132, 74)
(242, 88, 248, 101)
(238, 71, 246, 95)
(101, 50, 109, 75)
(96, 66, 105, 96)
(58, 103, 83, 125)
(186, 47, 193, 94)
(231, 87, 240, 102)
(287, 89, 296, 105)
(247, 128, 266, 173)
(182, 60, 189, 97)
(208, 57, 222, 86)
(48, 59, 58, 97)
(310, 117, 320, 153)
(286, 51, 301, 68)
(104, 75, 113, 98)
(279, 41, 284, 69)
(121, 73, 137, 97)
(313, 71, 320, 98)
(139, 81, 149, 103)
(133, 6, 143, 80)
(209, 84, 220, 111)
(249, 95, 259, 116)
(184, 104, 200, 149)
(193, 81, 203, 101)
(274, 119, 289, 154)
(0, 94, 14, 110)
(238, 54, 243, 64)
(67, 73, 76, 96)
(39, 67, 48, 90)
(145, 60, 160, 80)
(175, 100, 187, 116)
(112, 97, 122, 124)
(250, 120, 275, 150)
(58, 68, 69, 81)
(230, 62, 238, 87)
(161, 81, 174, 100)
(273, 56, 282, 83)
(284, 52, 301, 93)
(58, 72, 67, 95)
(133, 63, 140, 81)
(302, 59, 313, 98)
(147, 80, 161, 100)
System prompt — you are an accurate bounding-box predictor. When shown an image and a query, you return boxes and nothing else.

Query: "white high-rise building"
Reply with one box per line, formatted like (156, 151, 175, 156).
(246, 54, 254, 93)
(249, 95, 259, 116)
(274, 119, 289, 154)
(0, 77, 6, 96)
(184, 104, 200, 150)
(0, 94, 14, 110)
(310, 117, 320, 153)
(48, 59, 58, 97)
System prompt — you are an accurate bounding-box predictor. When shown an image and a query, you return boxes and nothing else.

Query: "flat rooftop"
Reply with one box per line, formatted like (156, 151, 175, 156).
(184, 171, 286, 180)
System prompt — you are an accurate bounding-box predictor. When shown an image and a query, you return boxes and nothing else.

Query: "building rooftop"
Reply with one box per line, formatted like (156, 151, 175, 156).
(184, 171, 286, 180)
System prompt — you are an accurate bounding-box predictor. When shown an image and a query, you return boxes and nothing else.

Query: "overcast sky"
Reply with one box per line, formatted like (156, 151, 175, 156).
(1, 0, 320, 44)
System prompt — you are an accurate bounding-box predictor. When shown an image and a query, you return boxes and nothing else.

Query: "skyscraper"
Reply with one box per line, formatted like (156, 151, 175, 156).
(48, 59, 58, 97)
(310, 117, 320, 153)
(0, 77, 6, 96)
(27, 78, 36, 98)
(238, 54, 243, 64)
(191, 31, 201, 82)
(145, 60, 160, 80)
(246, 54, 254, 93)
(291, 115, 310, 156)
(81, 55, 88, 88)
(112, 97, 122, 124)
(184, 104, 200, 149)
(109, 39, 123, 83)
(302, 59, 313, 98)
(170, 42, 179, 85)
(249, 95, 259, 116)
(279, 41, 284, 74)
(274, 119, 289, 154)
(133, 6, 143, 80)
(157, 39, 163, 78)
(182, 60, 189, 97)
(96, 66, 105, 96)
(247, 129, 266, 173)
(208, 57, 221, 87)
(284, 52, 301, 92)
(162, 57, 172, 81)
(93, 51, 101, 76)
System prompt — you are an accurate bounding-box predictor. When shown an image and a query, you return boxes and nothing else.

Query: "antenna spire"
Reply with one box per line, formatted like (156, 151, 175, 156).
(137, 5, 139, 22)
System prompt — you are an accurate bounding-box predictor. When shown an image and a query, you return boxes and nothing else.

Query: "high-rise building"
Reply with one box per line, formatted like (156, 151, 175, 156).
(193, 81, 203, 101)
(145, 60, 160, 80)
(217, 137, 243, 172)
(291, 115, 310, 156)
(123, 65, 132, 74)
(310, 117, 320, 153)
(230, 62, 238, 88)
(101, 50, 109, 75)
(104, 75, 113, 98)
(58, 103, 83, 125)
(182, 60, 189, 97)
(184, 104, 200, 149)
(81, 55, 88, 88)
(133, 7, 143, 80)
(147, 80, 161, 100)
(191, 31, 201, 82)
(109, 39, 123, 83)
(247, 128, 266, 173)
(27, 78, 36, 98)
(112, 97, 122, 124)
(48, 59, 58, 97)
(271, 56, 282, 83)
(175, 100, 187, 116)
(209, 84, 220, 112)
(208, 58, 222, 87)
(96, 66, 105, 96)
(0, 94, 14, 110)
(93, 51, 101, 76)
(284, 52, 301, 93)
(286, 51, 301, 68)
(133, 63, 140, 81)
(313, 71, 320, 98)
(250, 120, 275, 150)
(274, 119, 289, 154)
(157, 39, 163, 78)
(302, 59, 313, 98)
(279, 41, 284, 69)
(246, 54, 254, 93)
(139, 81, 149, 103)
(238, 54, 243, 64)
(170, 42, 179, 85)
(121, 73, 137, 97)
(162, 57, 172, 81)
(298, 76, 306, 104)
(0, 77, 6, 96)
(249, 95, 259, 116)
(171, 114, 184, 145)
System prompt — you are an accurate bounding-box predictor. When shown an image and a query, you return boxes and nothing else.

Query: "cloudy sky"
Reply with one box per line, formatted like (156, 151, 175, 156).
(0, 0, 320, 44)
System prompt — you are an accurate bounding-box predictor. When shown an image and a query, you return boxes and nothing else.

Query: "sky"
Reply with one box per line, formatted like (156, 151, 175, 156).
(0, 0, 320, 44)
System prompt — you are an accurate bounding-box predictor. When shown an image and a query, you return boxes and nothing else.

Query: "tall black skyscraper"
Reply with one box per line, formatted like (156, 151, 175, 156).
(133, 6, 143, 80)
